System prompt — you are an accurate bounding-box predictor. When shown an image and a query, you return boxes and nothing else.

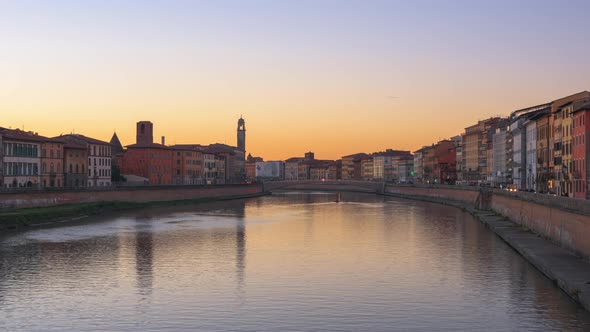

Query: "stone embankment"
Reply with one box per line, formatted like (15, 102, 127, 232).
(0, 184, 264, 209)
(384, 184, 590, 312)
(0, 184, 265, 230)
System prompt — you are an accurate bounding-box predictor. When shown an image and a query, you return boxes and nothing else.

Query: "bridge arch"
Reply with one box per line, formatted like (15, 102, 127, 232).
(263, 180, 384, 194)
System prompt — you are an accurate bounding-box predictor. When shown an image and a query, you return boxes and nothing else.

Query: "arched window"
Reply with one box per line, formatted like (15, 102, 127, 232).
(42, 163, 47, 173)
(57, 163, 61, 172)
(75, 164, 79, 173)
(69, 164, 73, 173)
(50, 163, 54, 174)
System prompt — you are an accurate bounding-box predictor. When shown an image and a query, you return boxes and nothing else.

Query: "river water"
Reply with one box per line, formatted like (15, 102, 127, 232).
(0, 192, 589, 331)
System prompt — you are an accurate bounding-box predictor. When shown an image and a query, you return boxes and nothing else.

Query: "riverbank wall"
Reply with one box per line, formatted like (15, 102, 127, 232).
(384, 185, 590, 259)
(384, 184, 590, 312)
(0, 184, 266, 231)
(0, 184, 264, 210)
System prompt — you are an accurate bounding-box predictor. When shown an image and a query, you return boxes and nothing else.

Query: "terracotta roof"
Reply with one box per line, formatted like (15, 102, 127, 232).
(0, 128, 58, 143)
(63, 141, 87, 150)
(126, 142, 171, 150)
(170, 144, 207, 151)
(341, 153, 368, 160)
(373, 150, 411, 157)
(285, 157, 306, 163)
(58, 134, 111, 146)
(573, 101, 590, 113)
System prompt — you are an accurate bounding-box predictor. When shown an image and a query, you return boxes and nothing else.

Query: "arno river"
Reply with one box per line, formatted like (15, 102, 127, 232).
(1, 193, 589, 331)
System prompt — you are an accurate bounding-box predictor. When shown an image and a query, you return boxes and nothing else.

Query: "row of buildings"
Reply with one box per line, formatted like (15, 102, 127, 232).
(247, 149, 414, 183)
(0, 118, 247, 189)
(249, 91, 590, 200)
(412, 91, 590, 199)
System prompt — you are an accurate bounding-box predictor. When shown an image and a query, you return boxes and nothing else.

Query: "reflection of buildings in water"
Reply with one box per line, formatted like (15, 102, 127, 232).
(235, 219, 246, 288)
(0, 234, 120, 304)
(135, 219, 154, 297)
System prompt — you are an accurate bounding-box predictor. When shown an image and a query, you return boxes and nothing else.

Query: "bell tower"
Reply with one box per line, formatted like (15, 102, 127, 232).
(136, 121, 153, 145)
(237, 116, 246, 152)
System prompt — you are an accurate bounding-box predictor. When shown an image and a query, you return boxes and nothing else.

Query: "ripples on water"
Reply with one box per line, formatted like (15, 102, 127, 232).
(0, 192, 589, 331)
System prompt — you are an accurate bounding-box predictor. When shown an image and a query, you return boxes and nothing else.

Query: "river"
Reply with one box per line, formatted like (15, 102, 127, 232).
(0, 192, 589, 331)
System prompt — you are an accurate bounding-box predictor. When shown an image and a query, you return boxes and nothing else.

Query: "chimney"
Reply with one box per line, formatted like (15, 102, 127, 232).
(161, 136, 165, 145)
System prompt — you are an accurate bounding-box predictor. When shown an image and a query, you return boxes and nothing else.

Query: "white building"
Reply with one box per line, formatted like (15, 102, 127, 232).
(256, 161, 284, 180)
(509, 119, 521, 189)
(1, 129, 42, 188)
(452, 136, 463, 182)
(525, 120, 537, 191)
(491, 127, 508, 186)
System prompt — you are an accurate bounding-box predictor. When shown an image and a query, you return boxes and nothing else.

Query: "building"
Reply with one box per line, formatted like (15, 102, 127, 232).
(392, 155, 414, 183)
(361, 155, 374, 180)
(255, 161, 284, 180)
(308, 160, 336, 181)
(245, 154, 263, 180)
(507, 104, 548, 190)
(237, 116, 246, 153)
(62, 140, 88, 188)
(120, 121, 173, 185)
(462, 117, 504, 184)
(452, 136, 462, 183)
(0, 128, 42, 188)
(58, 134, 112, 187)
(525, 117, 538, 191)
(413, 148, 426, 184)
(535, 110, 552, 193)
(203, 151, 218, 184)
(207, 143, 244, 184)
(285, 157, 305, 180)
(171, 145, 205, 185)
(548, 91, 590, 194)
(572, 100, 590, 198)
(372, 150, 411, 181)
(421, 140, 456, 184)
(341, 153, 367, 180)
(40, 137, 65, 188)
(490, 127, 508, 187)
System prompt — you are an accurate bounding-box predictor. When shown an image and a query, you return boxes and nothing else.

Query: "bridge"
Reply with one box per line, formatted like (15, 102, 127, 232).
(262, 180, 385, 194)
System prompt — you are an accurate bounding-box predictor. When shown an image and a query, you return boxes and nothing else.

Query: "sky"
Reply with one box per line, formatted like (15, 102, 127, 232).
(1, 0, 589, 160)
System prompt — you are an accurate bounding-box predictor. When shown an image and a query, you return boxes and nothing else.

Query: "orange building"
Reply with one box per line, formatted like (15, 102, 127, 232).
(40, 138, 64, 188)
(171, 145, 205, 185)
(63, 141, 88, 188)
(245, 154, 263, 180)
(120, 121, 173, 185)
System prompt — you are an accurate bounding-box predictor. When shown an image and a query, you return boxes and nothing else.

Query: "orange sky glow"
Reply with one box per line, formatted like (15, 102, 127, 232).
(1, 1, 589, 160)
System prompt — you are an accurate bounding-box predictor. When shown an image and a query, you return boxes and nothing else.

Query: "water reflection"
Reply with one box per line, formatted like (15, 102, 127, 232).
(0, 193, 589, 331)
(135, 217, 154, 297)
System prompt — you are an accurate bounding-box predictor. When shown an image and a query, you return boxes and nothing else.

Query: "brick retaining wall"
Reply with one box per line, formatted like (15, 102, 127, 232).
(0, 184, 264, 209)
